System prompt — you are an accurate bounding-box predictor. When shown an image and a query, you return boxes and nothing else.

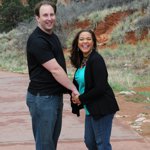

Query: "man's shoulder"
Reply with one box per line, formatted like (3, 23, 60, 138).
(27, 35, 43, 47)
(50, 32, 59, 41)
(28, 33, 47, 46)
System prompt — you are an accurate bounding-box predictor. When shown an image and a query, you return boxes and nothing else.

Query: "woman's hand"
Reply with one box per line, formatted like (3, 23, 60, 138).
(71, 93, 81, 105)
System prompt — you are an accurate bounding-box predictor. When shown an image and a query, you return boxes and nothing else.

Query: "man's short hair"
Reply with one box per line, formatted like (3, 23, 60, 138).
(34, 0, 57, 16)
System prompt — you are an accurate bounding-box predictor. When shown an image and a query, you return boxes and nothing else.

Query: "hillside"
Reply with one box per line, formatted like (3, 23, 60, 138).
(73, 10, 149, 49)
(0, 0, 149, 82)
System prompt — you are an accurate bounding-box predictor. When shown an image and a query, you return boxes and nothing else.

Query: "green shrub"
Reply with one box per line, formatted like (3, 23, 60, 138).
(0, 0, 29, 32)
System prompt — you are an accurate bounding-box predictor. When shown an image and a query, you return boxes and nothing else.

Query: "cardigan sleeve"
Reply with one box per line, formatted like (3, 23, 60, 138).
(79, 53, 109, 104)
(70, 76, 83, 116)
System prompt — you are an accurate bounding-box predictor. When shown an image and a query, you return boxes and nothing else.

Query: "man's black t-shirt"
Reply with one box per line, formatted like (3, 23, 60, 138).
(26, 27, 68, 95)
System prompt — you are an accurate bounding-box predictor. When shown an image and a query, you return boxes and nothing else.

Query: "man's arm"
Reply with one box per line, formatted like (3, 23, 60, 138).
(42, 58, 79, 95)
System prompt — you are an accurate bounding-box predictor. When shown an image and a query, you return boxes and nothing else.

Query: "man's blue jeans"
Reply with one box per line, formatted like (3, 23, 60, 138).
(26, 91, 63, 150)
(84, 114, 114, 150)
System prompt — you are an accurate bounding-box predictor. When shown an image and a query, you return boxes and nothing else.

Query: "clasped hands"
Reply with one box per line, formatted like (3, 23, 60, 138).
(71, 92, 81, 105)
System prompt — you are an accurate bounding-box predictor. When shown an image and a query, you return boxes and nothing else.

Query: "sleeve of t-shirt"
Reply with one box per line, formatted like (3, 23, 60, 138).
(29, 37, 54, 64)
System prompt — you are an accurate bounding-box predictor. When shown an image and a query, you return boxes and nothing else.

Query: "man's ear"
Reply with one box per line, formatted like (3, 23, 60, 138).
(35, 15, 39, 23)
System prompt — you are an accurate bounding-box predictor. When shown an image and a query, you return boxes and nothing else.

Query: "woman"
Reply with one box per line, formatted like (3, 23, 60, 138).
(70, 29, 119, 150)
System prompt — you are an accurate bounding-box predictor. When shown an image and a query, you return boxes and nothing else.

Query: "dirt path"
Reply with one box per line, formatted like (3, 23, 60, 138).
(0, 70, 150, 150)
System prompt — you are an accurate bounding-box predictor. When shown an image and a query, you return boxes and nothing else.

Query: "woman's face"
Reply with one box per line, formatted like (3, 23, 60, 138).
(78, 31, 94, 57)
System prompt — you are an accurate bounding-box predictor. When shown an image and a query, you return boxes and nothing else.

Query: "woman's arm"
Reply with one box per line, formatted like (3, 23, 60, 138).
(79, 54, 108, 104)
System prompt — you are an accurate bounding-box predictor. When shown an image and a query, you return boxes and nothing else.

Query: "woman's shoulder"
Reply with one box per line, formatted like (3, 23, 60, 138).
(90, 51, 104, 60)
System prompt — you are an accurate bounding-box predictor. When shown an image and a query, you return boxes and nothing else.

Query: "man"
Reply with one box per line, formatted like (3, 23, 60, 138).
(26, 1, 79, 150)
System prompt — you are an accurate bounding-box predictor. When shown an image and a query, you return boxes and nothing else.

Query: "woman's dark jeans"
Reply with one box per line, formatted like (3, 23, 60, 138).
(84, 113, 114, 150)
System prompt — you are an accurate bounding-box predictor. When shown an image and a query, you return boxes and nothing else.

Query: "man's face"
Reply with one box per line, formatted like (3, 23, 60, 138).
(36, 4, 56, 34)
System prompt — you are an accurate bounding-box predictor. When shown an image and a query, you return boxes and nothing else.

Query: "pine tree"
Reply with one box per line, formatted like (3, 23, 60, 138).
(0, 0, 27, 32)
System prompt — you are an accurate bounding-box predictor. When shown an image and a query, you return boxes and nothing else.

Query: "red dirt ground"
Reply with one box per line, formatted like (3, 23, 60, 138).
(116, 90, 150, 139)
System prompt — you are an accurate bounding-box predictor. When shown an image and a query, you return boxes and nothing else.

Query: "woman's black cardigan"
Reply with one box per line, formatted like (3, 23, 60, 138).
(71, 50, 119, 119)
